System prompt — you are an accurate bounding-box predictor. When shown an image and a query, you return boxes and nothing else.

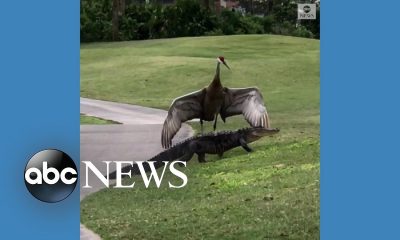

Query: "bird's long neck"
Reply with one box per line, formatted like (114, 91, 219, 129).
(210, 62, 222, 88)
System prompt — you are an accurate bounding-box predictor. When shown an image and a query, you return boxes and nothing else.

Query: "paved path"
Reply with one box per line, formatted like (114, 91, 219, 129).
(80, 224, 101, 240)
(80, 98, 193, 240)
(80, 97, 168, 124)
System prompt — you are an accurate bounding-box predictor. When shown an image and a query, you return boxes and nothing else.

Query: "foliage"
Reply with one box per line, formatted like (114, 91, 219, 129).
(80, 0, 320, 41)
(293, 25, 314, 38)
(219, 10, 240, 35)
(239, 16, 264, 34)
(81, 0, 113, 41)
(272, 0, 298, 23)
(204, 28, 224, 36)
(262, 15, 274, 33)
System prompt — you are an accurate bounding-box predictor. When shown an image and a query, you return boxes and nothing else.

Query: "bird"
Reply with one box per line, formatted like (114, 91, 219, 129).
(161, 56, 270, 148)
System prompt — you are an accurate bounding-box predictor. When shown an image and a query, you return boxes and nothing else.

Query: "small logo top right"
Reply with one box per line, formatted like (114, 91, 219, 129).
(298, 4, 316, 20)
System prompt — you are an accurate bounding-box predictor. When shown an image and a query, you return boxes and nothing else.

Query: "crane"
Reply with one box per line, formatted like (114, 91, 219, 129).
(161, 56, 270, 148)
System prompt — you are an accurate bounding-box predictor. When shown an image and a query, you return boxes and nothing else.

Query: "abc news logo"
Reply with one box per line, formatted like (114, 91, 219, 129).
(24, 149, 77, 203)
(24, 149, 188, 203)
(298, 4, 316, 20)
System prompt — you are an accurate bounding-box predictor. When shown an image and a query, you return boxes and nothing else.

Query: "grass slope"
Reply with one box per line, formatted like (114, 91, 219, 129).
(81, 35, 320, 239)
(80, 114, 119, 125)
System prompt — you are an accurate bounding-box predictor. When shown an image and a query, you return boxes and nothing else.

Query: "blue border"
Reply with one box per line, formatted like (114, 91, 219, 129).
(1, 0, 400, 239)
(0, 1, 79, 239)
(321, 1, 400, 239)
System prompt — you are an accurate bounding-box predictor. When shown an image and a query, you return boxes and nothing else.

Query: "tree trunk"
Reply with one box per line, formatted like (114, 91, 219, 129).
(112, 0, 125, 41)
(203, 0, 210, 10)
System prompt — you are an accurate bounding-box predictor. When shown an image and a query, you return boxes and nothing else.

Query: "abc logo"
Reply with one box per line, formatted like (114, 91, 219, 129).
(24, 149, 77, 203)
(303, 5, 311, 13)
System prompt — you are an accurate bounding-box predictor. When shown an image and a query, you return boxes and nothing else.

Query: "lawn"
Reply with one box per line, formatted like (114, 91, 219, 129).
(80, 114, 119, 125)
(80, 35, 320, 239)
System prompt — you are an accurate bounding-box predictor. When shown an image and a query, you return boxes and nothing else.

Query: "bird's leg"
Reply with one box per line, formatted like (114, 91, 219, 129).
(197, 153, 206, 163)
(239, 138, 253, 152)
(200, 119, 204, 135)
(213, 114, 218, 131)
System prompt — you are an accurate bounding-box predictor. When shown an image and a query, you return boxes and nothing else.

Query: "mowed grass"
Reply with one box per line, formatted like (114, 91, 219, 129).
(80, 114, 119, 125)
(80, 35, 320, 239)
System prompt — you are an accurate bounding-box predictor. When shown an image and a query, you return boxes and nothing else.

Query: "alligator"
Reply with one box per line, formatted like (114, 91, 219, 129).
(109, 127, 279, 179)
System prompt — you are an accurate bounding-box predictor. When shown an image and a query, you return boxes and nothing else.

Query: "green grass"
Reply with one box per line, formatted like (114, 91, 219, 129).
(80, 114, 120, 125)
(80, 35, 320, 239)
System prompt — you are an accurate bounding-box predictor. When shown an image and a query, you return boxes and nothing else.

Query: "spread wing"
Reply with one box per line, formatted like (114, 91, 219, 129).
(161, 89, 205, 148)
(221, 87, 270, 128)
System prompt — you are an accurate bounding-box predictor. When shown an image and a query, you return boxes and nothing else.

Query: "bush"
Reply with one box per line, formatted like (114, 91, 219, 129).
(262, 15, 274, 33)
(220, 10, 241, 35)
(239, 16, 264, 34)
(80, 0, 319, 42)
(292, 25, 314, 39)
(80, 0, 113, 42)
(205, 28, 224, 36)
(272, 21, 295, 36)
(119, 13, 138, 40)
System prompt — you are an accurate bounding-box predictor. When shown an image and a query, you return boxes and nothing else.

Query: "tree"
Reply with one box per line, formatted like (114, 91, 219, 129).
(112, 0, 125, 41)
(202, 0, 211, 10)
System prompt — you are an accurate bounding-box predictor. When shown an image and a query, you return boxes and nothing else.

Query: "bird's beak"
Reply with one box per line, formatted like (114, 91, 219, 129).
(223, 61, 231, 70)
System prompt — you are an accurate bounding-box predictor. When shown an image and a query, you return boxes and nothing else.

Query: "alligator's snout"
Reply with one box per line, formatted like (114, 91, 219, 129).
(245, 127, 279, 143)
(252, 128, 280, 137)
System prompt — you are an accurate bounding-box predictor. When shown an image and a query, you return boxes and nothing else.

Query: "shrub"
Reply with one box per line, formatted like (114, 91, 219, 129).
(262, 15, 274, 33)
(272, 21, 295, 36)
(220, 10, 241, 35)
(119, 13, 138, 40)
(292, 25, 314, 38)
(80, 0, 113, 42)
(80, 0, 319, 42)
(239, 16, 264, 34)
(205, 28, 224, 36)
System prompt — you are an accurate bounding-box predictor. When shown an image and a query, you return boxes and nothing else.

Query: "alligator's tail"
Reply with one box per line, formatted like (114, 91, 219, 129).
(108, 141, 189, 179)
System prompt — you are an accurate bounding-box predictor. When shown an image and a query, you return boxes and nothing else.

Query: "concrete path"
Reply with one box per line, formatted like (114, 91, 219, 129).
(80, 98, 193, 239)
(80, 97, 166, 124)
(80, 224, 101, 240)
